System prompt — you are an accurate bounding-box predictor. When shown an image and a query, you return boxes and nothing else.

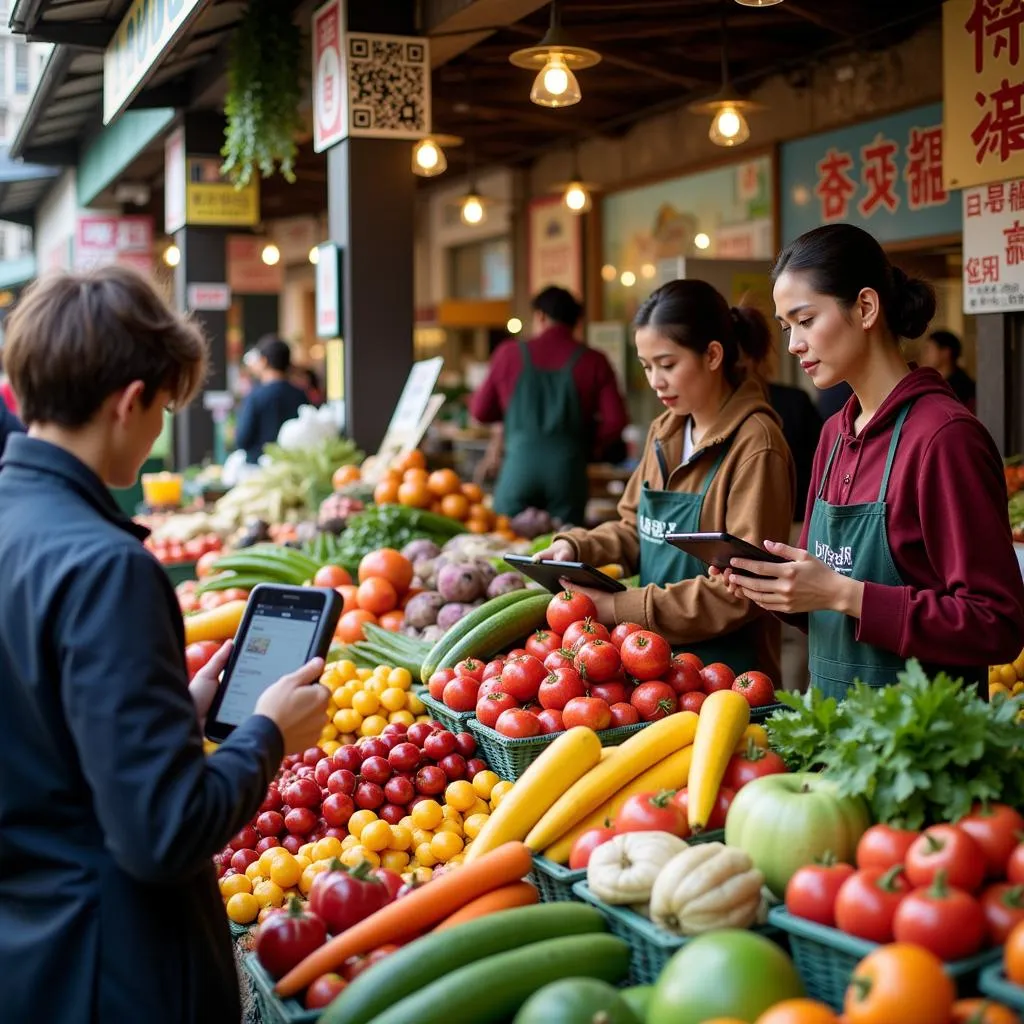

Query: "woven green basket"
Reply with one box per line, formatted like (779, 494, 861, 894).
(749, 700, 789, 723)
(467, 718, 648, 781)
(529, 855, 586, 903)
(768, 907, 1001, 1011)
(418, 691, 475, 734)
(229, 921, 252, 941)
(979, 963, 1024, 1012)
(243, 952, 320, 1024)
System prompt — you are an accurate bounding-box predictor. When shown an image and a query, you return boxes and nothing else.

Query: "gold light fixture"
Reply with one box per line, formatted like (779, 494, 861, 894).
(507, 317, 523, 334)
(460, 191, 486, 226)
(510, 2, 600, 108)
(411, 134, 464, 178)
(261, 243, 281, 266)
(563, 180, 592, 212)
(308, 246, 320, 265)
(694, 232, 712, 250)
(163, 244, 181, 267)
(734, 0, 784, 6)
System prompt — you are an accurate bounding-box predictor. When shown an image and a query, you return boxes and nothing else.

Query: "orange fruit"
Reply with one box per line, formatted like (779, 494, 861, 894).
(402, 466, 429, 484)
(314, 564, 352, 588)
(466, 518, 490, 535)
(336, 609, 377, 643)
(378, 610, 405, 632)
(440, 493, 470, 520)
(427, 468, 462, 497)
(397, 479, 430, 508)
(358, 549, 414, 591)
(461, 482, 484, 503)
(357, 577, 399, 615)
(468, 503, 492, 523)
(336, 584, 359, 616)
(391, 449, 426, 474)
(332, 464, 361, 489)
(1006, 920, 1024, 984)
(374, 479, 399, 504)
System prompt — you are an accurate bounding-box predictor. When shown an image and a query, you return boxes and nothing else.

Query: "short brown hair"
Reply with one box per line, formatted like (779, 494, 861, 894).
(4, 265, 209, 427)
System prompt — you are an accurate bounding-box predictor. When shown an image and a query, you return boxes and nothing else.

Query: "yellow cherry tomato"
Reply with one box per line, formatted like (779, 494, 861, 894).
(245, 861, 264, 881)
(407, 693, 425, 715)
(357, 668, 373, 681)
(294, 855, 311, 872)
(341, 845, 380, 869)
(380, 687, 407, 712)
(445, 780, 477, 813)
(347, 809, 378, 840)
(259, 847, 288, 874)
(321, 723, 339, 741)
(335, 659, 358, 681)
(219, 873, 252, 898)
(334, 708, 362, 734)
(413, 842, 437, 867)
(299, 862, 328, 896)
(398, 815, 415, 831)
(252, 879, 285, 909)
(269, 854, 301, 889)
(352, 690, 380, 716)
(468, 797, 491, 817)
(388, 710, 415, 727)
(409, 865, 434, 884)
(1000, 663, 1017, 686)
(436, 819, 463, 836)
(489, 781, 514, 809)
(360, 714, 388, 737)
(341, 834, 359, 851)
(411, 827, 435, 848)
(411, 799, 443, 830)
(388, 667, 413, 690)
(471, 770, 500, 800)
(380, 849, 410, 872)
(333, 686, 353, 708)
(462, 813, 490, 839)
(388, 825, 413, 851)
(321, 740, 341, 756)
(226, 892, 260, 924)
(430, 831, 464, 862)
(360, 820, 393, 853)
(312, 837, 344, 863)
(366, 677, 389, 696)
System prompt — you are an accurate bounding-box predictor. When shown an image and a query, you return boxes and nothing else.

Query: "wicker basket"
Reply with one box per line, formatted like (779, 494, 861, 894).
(467, 718, 647, 781)
(768, 907, 1001, 1011)
(243, 952, 320, 1024)
(979, 963, 1024, 1012)
(529, 855, 586, 903)
(418, 691, 475, 734)
(749, 700, 789, 723)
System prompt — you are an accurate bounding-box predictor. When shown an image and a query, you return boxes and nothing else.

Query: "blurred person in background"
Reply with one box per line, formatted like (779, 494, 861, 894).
(920, 329, 976, 412)
(235, 335, 308, 463)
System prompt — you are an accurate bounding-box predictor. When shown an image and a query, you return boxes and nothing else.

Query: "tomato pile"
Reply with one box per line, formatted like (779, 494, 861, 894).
(429, 589, 778, 738)
(144, 530, 223, 567)
(327, 548, 417, 643)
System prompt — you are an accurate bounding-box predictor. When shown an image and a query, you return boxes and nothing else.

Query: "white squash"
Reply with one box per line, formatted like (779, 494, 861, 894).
(587, 831, 688, 906)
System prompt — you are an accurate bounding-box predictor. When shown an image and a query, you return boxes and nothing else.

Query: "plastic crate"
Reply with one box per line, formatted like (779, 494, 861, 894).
(529, 855, 586, 903)
(979, 963, 1024, 1012)
(243, 952, 320, 1024)
(163, 561, 197, 587)
(418, 691, 475, 734)
(749, 701, 789, 723)
(768, 907, 1001, 1011)
(467, 718, 648, 781)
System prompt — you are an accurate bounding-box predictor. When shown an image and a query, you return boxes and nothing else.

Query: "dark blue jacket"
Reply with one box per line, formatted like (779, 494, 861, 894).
(0, 435, 283, 1024)
(235, 378, 307, 463)
(0, 402, 24, 458)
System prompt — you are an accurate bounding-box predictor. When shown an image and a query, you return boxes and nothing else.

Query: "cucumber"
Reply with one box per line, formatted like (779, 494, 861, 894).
(514, 979, 641, 1024)
(361, 934, 630, 1024)
(437, 593, 551, 672)
(420, 589, 539, 682)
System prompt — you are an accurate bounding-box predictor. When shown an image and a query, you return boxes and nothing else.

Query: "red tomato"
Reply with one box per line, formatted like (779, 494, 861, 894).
(475, 691, 518, 728)
(304, 973, 346, 1010)
(981, 882, 1024, 944)
(547, 590, 598, 634)
(574, 639, 622, 683)
(700, 662, 736, 693)
(1009, 844, 1024, 885)
(664, 659, 703, 696)
(834, 866, 911, 943)
(477, 676, 506, 701)
(670, 786, 734, 834)
(675, 652, 705, 672)
(785, 859, 857, 927)
(569, 826, 616, 869)
(441, 675, 479, 712)
(721, 742, 788, 791)
(454, 658, 485, 682)
(906, 825, 985, 893)
(678, 691, 706, 713)
(185, 640, 221, 680)
(609, 701, 640, 727)
(731, 670, 776, 708)
(371, 868, 405, 902)
(616, 789, 688, 837)
(619, 630, 672, 681)
(426, 668, 455, 701)
(313, 565, 352, 588)
(525, 629, 564, 660)
(893, 874, 986, 961)
(630, 681, 678, 721)
(543, 648, 576, 673)
(501, 655, 548, 702)
(610, 621, 643, 649)
(563, 618, 611, 652)
(562, 696, 612, 731)
(495, 707, 542, 738)
(588, 680, 630, 706)
(958, 803, 1024, 879)
(856, 824, 921, 871)
(481, 658, 505, 681)
(536, 708, 564, 734)
(537, 667, 586, 710)
(255, 898, 328, 979)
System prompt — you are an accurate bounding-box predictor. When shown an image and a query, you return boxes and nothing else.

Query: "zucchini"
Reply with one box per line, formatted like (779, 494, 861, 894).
(420, 589, 538, 682)
(361, 933, 630, 1024)
(319, 904, 607, 1024)
(437, 593, 551, 672)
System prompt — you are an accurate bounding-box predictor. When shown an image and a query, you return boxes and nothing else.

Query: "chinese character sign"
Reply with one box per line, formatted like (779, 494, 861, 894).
(780, 104, 960, 244)
(944, 0, 1024, 190)
(962, 178, 1024, 313)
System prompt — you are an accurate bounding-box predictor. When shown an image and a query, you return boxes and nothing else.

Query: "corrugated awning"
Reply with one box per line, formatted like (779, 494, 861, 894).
(0, 144, 60, 222)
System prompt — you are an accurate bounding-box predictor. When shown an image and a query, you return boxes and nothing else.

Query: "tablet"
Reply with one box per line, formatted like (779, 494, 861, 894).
(665, 532, 789, 579)
(503, 554, 627, 594)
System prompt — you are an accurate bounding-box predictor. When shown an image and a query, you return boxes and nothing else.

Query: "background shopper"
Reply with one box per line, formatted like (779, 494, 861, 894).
(236, 334, 308, 463)
(920, 328, 976, 412)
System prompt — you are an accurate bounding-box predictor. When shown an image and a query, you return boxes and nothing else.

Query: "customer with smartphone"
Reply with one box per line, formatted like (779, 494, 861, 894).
(0, 266, 330, 1024)
(718, 224, 1024, 696)
(534, 279, 795, 682)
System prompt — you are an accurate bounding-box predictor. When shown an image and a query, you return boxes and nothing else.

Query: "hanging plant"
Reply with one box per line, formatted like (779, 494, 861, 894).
(221, 0, 304, 187)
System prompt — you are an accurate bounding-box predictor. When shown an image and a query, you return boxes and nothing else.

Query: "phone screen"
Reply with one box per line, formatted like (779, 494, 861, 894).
(216, 597, 322, 726)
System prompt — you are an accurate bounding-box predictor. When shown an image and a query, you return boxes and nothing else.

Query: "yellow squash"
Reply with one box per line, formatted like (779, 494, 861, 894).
(543, 745, 694, 864)
(687, 690, 750, 832)
(183, 600, 247, 645)
(464, 726, 602, 862)
(525, 712, 698, 852)
(599, 747, 618, 762)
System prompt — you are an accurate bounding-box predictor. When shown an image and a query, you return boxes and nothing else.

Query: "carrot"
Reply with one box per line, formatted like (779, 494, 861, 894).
(275, 841, 533, 997)
(433, 881, 538, 932)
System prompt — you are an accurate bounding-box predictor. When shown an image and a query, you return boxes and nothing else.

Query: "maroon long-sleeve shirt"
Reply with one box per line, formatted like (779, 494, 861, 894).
(469, 325, 629, 456)
(794, 368, 1024, 668)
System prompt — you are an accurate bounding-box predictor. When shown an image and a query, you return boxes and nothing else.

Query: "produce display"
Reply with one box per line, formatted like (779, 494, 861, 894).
(990, 646, 1024, 700)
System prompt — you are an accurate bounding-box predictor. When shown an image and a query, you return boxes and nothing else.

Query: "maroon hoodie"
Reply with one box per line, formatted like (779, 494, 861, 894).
(795, 367, 1024, 674)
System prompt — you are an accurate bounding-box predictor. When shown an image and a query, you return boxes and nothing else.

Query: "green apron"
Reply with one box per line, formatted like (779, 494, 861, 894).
(638, 432, 760, 674)
(807, 403, 911, 698)
(493, 341, 590, 525)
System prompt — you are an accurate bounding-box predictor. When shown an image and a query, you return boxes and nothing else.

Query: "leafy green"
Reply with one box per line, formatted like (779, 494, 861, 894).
(765, 660, 1024, 829)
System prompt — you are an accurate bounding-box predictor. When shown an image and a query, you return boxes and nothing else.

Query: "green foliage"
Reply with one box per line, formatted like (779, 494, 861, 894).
(221, 0, 304, 187)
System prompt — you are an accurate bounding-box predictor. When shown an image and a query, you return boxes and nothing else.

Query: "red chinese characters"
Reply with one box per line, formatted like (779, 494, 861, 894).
(966, 255, 1002, 284)
(1006, 218, 1024, 265)
(972, 78, 1024, 165)
(904, 127, 947, 210)
(966, 0, 1024, 74)
(859, 135, 900, 216)
(815, 147, 857, 221)
(1011, 180, 1024, 210)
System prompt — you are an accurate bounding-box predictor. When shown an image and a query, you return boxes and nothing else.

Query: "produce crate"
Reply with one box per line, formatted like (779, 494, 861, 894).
(162, 561, 197, 587)
(418, 691, 475, 734)
(749, 700, 788, 724)
(529, 855, 586, 903)
(467, 719, 648, 781)
(767, 907, 1001, 1011)
(979, 963, 1024, 1013)
(243, 952, 320, 1024)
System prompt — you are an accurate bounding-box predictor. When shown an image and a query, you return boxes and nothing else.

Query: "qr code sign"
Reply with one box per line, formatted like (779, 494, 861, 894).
(346, 33, 430, 140)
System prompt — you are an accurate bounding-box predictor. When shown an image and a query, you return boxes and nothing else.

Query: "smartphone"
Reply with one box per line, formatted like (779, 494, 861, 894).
(503, 554, 627, 594)
(664, 531, 789, 579)
(204, 584, 342, 743)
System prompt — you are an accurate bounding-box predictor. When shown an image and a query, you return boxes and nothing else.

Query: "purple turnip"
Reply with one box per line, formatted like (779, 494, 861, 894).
(403, 591, 445, 630)
(436, 602, 474, 632)
(436, 563, 485, 604)
(486, 572, 526, 599)
(401, 539, 441, 563)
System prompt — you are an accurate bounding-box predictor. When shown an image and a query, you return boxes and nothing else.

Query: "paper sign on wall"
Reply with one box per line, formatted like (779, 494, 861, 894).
(375, 357, 444, 460)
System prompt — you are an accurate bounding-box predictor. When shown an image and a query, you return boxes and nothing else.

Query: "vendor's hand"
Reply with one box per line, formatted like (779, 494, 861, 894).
(559, 579, 617, 627)
(474, 448, 502, 485)
(722, 540, 864, 617)
(533, 539, 575, 562)
(255, 658, 330, 753)
(189, 640, 233, 730)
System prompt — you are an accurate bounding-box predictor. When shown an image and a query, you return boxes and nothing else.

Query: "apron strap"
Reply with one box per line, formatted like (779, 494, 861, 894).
(517, 341, 532, 369)
(698, 440, 731, 498)
(878, 402, 913, 502)
(817, 435, 843, 499)
(653, 439, 670, 488)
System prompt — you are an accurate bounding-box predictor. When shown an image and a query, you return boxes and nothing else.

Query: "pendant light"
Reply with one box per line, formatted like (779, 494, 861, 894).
(509, 2, 601, 108)
(734, 0, 784, 6)
(460, 191, 486, 225)
(688, 5, 763, 147)
(163, 244, 181, 267)
(556, 147, 596, 214)
(411, 134, 464, 179)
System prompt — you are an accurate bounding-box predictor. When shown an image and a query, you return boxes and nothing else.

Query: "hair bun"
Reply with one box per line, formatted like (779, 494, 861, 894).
(890, 267, 936, 340)
(729, 304, 772, 366)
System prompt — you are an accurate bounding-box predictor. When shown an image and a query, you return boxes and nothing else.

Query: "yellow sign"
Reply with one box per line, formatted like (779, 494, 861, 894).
(185, 158, 259, 227)
(326, 339, 345, 402)
(943, 0, 1024, 190)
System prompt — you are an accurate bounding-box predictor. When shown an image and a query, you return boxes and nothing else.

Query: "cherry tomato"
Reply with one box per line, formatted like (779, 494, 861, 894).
(563, 618, 611, 652)
(615, 789, 688, 837)
(670, 786, 734, 835)
(441, 675, 479, 712)
(892, 872, 986, 961)
(543, 648, 576, 673)
(700, 662, 736, 693)
(304, 973, 346, 1010)
(855, 824, 920, 871)
(731, 670, 776, 707)
(574, 639, 622, 684)
(427, 668, 455, 701)
(721, 740, 788, 791)
(569, 825, 616, 869)
(630, 681, 678, 721)
(609, 621, 643, 649)
(981, 882, 1024, 944)
(546, 590, 598, 635)
(453, 658, 485, 682)
(185, 640, 221, 680)
(494, 708, 541, 738)
(957, 803, 1024, 879)
(785, 857, 856, 927)
(475, 691, 518, 728)
(562, 696, 612, 731)
(525, 629, 563, 661)
(500, 655, 548, 702)
(905, 825, 985, 893)
(834, 866, 911, 943)
(608, 701, 640, 728)
(538, 667, 586, 710)
(678, 691, 706, 713)
(619, 630, 672, 681)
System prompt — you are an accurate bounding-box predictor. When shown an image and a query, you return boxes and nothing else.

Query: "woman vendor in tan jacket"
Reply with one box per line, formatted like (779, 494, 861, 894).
(534, 279, 796, 682)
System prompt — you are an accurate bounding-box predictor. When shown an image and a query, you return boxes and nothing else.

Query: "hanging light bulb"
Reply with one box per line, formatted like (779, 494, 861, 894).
(412, 137, 448, 177)
(506, 317, 523, 334)
(531, 54, 582, 108)
(510, 3, 600, 108)
(708, 104, 750, 146)
(261, 243, 281, 266)
(694, 233, 711, 250)
(308, 246, 320, 265)
(734, 0, 784, 6)
(563, 180, 592, 213)
(163, 244, 180, 267)
(460, 193, 485, 226)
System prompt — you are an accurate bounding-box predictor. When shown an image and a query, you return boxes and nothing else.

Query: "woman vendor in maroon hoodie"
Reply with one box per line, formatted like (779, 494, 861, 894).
(720, 224, 1024, 697)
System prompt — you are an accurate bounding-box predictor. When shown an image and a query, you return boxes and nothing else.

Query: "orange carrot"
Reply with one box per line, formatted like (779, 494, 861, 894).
(433, 880, 538, 932)
(275, 841, 533, 997)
